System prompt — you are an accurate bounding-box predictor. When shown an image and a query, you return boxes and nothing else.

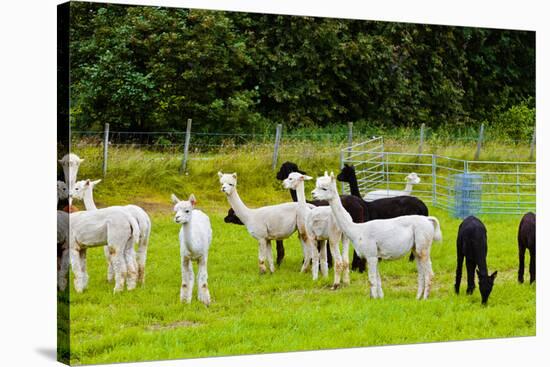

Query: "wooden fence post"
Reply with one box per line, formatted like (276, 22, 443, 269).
(272, 124, 283, 170)
(529, 129, 536, 160)
(418, 123, 425, 153)
(181, 118, 192, 173)
(474, 123, 484, 160)
(102, 123, 109, 177)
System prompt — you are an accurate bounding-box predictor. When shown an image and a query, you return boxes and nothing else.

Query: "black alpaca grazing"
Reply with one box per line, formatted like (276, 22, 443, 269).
(455, 216, 497, 305)
(336, 164, 428, 265)
(224, 208, 286, 267)
(518, 212, 536, 284)
(276, 162, 368, 272)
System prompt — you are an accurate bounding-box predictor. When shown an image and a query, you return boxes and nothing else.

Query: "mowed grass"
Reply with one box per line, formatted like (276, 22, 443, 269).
(65, 144, 536, 365)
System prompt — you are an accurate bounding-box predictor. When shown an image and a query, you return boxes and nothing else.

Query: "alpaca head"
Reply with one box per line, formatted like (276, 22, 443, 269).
(69, 179, 101, 204)
(58, 153, 84, 186)
(57, 181, 68, 201)
(171, 193, 197, 224)
(406, 172, 421, 185)
(218, 171, 238, 195)
(478, 270, 497, 305)
(283, 172, 313, 190)
(224, 208, 244, 225)
(336, 164, 355, 183)
(276, 162, 306, 181)
(312, 171, 337, 201)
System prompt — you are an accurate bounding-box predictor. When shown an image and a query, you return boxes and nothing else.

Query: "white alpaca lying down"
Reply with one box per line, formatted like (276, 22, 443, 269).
(364, 172, 421, 201)
(313, 172, 442, 300)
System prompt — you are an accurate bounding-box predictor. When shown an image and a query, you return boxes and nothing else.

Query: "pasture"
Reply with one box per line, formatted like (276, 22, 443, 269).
(63, 143, 536, 365)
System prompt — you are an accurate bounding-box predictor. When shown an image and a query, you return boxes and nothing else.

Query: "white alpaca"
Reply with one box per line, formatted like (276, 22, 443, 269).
(312, 172, 442, 299)
(218, 172, 315, 277)
(364, 172, 421, 201)
(72, 179, 151, 284)
(171, 194, 212, 306)
(57, 180, 68, 204)
(283, 172, 351, 288)
(59, 153, 83, 189)
(69, 208, 140, 293)
(57, 180, 70, 291)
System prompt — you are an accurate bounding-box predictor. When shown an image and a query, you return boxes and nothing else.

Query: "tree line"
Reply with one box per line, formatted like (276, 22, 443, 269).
(69, 2, 535, 138)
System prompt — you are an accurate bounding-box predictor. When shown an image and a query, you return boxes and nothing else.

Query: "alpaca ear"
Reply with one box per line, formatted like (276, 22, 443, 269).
(92, 179, 102, 186)
(85, 179, 91, 186)
(79, 158, 85, 163)
(189, 194, 197, 207)
(330, 172, 335, 181)
(217, 171, 223, 178)
(232, 172, 237, 179)
(171, 194, 180, 204)
(303, 175, 313, 181)
(324, 171, 328, 177)
(490, 271, 498, 280)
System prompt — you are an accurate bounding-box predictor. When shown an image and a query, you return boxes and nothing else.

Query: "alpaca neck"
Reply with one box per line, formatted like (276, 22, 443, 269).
(226, 188, 252, 224)
(295, 181, 307, 205)
(327, 182, 358, 238)
(347, 172, 362, 198)
(289, 189, 298, 202)
(83, 187, 98, 210)
(181, 221, 193, 247)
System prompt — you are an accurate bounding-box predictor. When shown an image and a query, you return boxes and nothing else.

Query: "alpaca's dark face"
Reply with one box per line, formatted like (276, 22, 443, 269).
(276, 162, 306, 181)
(478, 270, 498, 305)
(337, 164, 355, 182)
(224, 208, 244, 225)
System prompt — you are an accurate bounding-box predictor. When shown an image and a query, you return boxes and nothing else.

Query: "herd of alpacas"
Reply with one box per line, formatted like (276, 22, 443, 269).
(56, 154, 536, 307)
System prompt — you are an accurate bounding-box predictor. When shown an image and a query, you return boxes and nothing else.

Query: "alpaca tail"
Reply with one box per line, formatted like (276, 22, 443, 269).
(129, 216, 141, 246)
(428, 216, 443, 242)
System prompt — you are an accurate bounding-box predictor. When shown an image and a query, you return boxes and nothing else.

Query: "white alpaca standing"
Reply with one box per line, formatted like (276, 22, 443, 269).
(57, 210, 70, 291)
(58, 153, 84, 189)
(312, 172, 442, 299)
(68, 207, 140, 293)
(283, 172, 351, 288)
(218, 172, 316, 278)
(364, 172, 421, 201)
(171, 194, 212, 306)
(72, 179, 151, 284)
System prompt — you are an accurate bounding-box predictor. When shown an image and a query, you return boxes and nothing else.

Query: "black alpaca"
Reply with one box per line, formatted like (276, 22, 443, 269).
(518, 212, 536, 284)
(224, 208, 286, 267)
(276, 162, 368, 272)
(336, 164, 428, 265)
(455, 216, 497, 305)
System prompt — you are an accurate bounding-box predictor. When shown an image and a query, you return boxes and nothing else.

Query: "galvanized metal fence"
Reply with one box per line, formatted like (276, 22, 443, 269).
(341, 137, 536, 216)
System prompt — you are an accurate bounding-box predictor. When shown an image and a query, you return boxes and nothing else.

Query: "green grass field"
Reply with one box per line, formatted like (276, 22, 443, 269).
(62, 143, 536, 365)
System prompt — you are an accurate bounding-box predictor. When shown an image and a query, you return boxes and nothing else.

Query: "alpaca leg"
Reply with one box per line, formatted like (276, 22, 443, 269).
(319, 240, 329, 278)
(529, 247, 536, 284)
(342, 236, 351, 285)
(124, 243, 138, 291)
(376, 268, 384, 299)
(69, 247, 85, 293)
(79, 249, 89, 290)
(415, 256, 425, 300)
(275, 240, 285, 267)
(518, 245, 526, 283)
(455, 252, 464, 294)
(137, 232, 149, 284)
(366, 257, 379, 298)
(104, 246, 114, 283)
(265, 240, 275, 273)
(197, 255, 211, 306)
(258, 239, 267, 274)
(58, 247, 70, 291)
(422, 256, 433, 300)
(310, 239, 320, 281)
(328, 237, 343, 289)
(465, 260, 476, 295)
(180, 256, 193, 303)
(299, 238, 312, 273)
(111, 248, 128, 293)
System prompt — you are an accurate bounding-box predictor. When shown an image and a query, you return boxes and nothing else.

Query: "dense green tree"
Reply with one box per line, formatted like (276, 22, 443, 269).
(68, 3, 535, 135)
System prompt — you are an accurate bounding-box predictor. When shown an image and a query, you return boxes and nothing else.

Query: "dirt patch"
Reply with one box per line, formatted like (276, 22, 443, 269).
(146, 320, 200, 331)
